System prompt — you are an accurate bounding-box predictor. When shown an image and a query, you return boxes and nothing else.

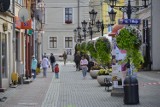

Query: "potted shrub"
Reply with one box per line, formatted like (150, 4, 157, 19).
(90, 64, 102, 79)
(97, 68, 112, 86)
(116, 26, 144, 101)
(86, 41, 97, 59)
(95, 37, 112, 68)
(116, 26, 144, 71)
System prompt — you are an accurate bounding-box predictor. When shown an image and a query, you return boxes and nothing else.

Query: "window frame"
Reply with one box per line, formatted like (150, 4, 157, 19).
(49, 37, 57, 49)
(65, 37, 73, 48)
(64, 7, 73, 24)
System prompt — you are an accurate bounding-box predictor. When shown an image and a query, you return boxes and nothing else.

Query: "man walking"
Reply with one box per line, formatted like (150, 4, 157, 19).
(62, 51, 67, 65)
(50, 53, 56, 72)
(75, 51, 81, 71)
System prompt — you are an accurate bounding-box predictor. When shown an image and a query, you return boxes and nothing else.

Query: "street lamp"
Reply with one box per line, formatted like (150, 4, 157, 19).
(108, 8, 117, 21)
(89, 9, 97, 25)
(107, 0, 149, 20)
(81, 20, 87, 41)
(96, 20, 102, 32)
(88, 22, 93, 40)
(73, 29, 77, 42)
(77, 26, 81, 43)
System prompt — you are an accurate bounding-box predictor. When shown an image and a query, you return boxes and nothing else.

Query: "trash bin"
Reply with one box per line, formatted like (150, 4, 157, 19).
(123, 76, 139, 105)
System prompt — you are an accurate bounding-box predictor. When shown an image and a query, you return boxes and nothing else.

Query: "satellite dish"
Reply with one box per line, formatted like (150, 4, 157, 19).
(0, 0, 10, 12)
(18, 8, 29, 22)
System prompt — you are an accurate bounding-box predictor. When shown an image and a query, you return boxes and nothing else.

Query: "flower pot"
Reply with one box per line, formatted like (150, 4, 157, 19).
(90, 70, 99, 79)
(97, 75, 112, 86)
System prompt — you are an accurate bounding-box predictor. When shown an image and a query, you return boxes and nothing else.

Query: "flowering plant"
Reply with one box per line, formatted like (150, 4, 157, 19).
(97, 68, 112, 76)
(116, 26, 144, 70)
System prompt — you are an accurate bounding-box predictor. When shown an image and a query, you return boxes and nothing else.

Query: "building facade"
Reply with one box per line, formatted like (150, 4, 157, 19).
(102, 0, 124, 34)
(43, 0, 90, 61)
(0, 0, 14, 89)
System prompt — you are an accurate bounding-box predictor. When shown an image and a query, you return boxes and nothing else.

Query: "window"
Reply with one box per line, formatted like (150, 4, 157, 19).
(65, 37, 72, 48)
(37, 0, 41, 3)
(16, 0, 23, 5)
(0, 33, 7, 78)
(65, 8, 73, 24)
(49, 37, 57, 48)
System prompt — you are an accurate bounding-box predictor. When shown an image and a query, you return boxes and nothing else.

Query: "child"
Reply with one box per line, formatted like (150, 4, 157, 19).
(55, 64, 59, 79)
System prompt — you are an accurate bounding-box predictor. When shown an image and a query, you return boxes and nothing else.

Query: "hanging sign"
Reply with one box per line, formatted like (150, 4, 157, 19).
(21, 19, 32, 29)
(118, 19, 141, 25)
(0, 0, 10, 12)
(15, 16, 21, 29)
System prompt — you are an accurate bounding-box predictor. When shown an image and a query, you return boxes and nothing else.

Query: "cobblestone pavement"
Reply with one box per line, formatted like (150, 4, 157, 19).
(1, 62, 160, 107)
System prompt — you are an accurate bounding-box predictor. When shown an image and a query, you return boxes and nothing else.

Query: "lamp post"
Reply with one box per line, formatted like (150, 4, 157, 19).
(88, 22, 93, 40)
(81, 20, 87, 41)
(73, 29, 77, 43)
(89, 9, 97, 25)
(77, 26, 81, 43)
(107, 0, 149, 20)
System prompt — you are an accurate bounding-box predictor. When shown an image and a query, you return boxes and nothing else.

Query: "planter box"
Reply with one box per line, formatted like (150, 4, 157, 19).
(90, 70, 99, 79)
(97, 75, 112, 86)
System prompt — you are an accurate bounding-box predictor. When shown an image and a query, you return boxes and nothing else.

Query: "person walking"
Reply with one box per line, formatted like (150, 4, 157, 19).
(62, 51, 67, 65)
(80, 55, 88, 79)
(75, 51, 81, 71)
(41, 55, 50, 77)
(50, 53, 56, 72)
(54, 64, 60, 79)
(31, 55, 37, 80)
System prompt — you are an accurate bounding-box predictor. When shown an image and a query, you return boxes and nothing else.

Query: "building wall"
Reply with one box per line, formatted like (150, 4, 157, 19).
(152, 0, 160, 70)
(0, 11, 14, 88)
(44, 0, 89, 61)
(102, 0, 124, 34)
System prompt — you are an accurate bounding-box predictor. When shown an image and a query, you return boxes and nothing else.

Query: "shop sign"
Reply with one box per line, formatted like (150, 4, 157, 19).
(28, 29, 33, 35)
(21, 19, 32, 29)
(15, 16, 21, 29)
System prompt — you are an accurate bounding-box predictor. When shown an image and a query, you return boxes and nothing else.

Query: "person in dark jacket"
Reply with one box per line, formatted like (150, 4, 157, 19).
(75, 51, 81, 71)
(50, 53, 56, 72)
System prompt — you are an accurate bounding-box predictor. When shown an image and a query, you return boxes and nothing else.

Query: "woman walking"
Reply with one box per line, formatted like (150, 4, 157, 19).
(41, 55, 50, 77)
(80, 55, 88, 79)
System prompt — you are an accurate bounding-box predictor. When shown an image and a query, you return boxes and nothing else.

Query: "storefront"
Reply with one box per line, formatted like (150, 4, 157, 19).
(0, 15, 14, 90)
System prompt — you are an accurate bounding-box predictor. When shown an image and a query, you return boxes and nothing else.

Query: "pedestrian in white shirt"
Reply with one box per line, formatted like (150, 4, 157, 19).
(41, 55, 50, 77)
(80, 55, 88, 79)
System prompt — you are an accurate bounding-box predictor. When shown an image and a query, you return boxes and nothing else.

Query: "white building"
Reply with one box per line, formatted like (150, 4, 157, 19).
(43, 0, 102, 61)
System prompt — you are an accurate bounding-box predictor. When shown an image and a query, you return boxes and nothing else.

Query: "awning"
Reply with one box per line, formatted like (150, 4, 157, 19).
(109, 25, 124, 37)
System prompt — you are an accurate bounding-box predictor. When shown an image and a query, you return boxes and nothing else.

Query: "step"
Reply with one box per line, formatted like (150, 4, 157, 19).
(23, 79, 32, 84)
(0, 88, 7, 92)
(111, 86, 124, 97)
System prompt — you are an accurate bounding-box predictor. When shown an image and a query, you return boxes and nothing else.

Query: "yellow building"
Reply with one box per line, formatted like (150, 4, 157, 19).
(102, 0, 124, 34)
